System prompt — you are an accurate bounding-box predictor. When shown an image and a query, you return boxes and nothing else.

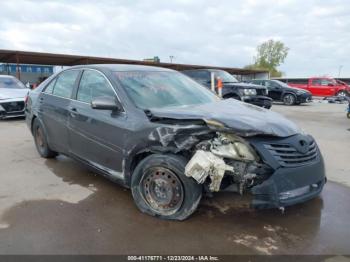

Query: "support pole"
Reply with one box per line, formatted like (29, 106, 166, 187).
(211, 72, 215, 92)
(16, 53, 21, 80)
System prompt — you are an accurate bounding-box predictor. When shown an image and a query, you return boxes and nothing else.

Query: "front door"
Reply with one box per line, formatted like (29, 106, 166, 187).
(68, 69, 126, 179)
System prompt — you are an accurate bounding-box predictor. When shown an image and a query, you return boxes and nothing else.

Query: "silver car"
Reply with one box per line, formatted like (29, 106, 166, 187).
(0, 75, 29, 119)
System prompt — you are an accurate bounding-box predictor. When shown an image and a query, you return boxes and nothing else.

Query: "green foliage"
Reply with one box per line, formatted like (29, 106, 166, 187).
(245, 39, 289, 77)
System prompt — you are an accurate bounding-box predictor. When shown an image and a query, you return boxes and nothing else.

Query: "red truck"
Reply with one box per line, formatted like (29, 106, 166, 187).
(274, 77, 350, 97)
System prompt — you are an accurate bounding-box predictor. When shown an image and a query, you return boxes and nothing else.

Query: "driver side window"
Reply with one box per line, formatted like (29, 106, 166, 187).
(77, 70, 116, 103)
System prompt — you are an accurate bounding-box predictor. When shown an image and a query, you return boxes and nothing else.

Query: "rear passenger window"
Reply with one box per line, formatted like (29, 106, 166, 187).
(44, 78, 56, 94)
(184, 71, 210, 81)
(312, 79, 322, 85)
(52, 70, 80, 98)
(77, 70, 115, 103)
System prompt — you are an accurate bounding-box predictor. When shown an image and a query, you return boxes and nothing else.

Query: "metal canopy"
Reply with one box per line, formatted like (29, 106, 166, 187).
(0, 49, 268, 75)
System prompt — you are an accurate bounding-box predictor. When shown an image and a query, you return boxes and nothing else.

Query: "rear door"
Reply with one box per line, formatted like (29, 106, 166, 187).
(68, 69, 126, 179)
(39, 69, 81, 153)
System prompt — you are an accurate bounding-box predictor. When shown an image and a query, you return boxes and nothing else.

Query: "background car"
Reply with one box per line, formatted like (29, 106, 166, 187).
(272, 77, 350, 97)
(250, 79, 312, 105)
(182, 69, 272, 109)
(0, 75, 29, 119)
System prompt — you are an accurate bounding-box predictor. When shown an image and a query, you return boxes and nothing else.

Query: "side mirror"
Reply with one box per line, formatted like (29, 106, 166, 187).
(91, 96, 122, 111)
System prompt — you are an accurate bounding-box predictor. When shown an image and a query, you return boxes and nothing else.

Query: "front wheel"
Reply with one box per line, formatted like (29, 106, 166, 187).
(283, 94, 296, 105)
(131, 154, 202, 221)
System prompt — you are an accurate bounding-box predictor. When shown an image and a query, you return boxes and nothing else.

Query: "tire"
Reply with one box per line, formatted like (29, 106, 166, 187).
(347, 112, 350, 119)
(32, 118, 58, 158)
(336, 90, 347, 97)
(283, 94, 296, 105)
(131, 154, 202, 221)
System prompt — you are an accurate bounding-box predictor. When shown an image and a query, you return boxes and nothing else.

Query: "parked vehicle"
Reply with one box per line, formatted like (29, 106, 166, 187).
(25, 65, 326, 220)
(274, 77, 350, 97)
(182, 69, 272, 109)
(250, 79, 312, 105)
(0, 75, 29, 119)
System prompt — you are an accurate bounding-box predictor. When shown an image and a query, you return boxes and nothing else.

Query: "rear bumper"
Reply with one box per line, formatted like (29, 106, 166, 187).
(242, 95, 273, 109)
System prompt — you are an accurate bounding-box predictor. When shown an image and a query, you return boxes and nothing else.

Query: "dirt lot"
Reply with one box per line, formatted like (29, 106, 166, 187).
(0, 102, 349, 255)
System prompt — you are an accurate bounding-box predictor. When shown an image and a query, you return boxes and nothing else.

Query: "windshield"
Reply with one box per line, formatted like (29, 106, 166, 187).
(114, 71, 218, 109)
(0, 77, 26, 89)
(211, 70, 239, 83)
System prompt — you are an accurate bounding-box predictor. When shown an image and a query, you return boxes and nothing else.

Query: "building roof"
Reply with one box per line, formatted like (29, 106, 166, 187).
(73, 64, 174, 72)
(0, 49, 268, 75)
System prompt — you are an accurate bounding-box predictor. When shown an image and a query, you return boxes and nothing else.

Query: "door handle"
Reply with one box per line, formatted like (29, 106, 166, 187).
(69, 107, 77, 117)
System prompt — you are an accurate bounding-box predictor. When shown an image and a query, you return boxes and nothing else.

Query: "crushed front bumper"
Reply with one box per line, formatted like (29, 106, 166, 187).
(241, 95, 273, 109)
(296, 93, 313, 104)
(248, 134, 326, 209)
(250, 160, 326, 209)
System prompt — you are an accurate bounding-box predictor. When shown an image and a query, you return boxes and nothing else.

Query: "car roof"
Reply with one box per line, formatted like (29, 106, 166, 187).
(70, 64, 174, 72)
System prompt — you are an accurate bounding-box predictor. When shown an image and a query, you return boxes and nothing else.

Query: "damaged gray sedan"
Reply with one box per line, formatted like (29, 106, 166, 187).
(25, 65, 326, 220)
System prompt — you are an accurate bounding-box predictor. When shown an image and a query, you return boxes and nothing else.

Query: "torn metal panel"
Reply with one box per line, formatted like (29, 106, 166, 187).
(185, 150, 234, 192)
(185, 133, 259, 192)
(148, 125, 213, 151)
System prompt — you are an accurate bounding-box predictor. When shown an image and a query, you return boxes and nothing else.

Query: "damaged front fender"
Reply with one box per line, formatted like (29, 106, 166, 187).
(184, 133, 261, 193)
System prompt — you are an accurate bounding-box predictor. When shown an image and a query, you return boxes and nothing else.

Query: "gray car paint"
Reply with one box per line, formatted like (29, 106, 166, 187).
(25, 64, 325, 209)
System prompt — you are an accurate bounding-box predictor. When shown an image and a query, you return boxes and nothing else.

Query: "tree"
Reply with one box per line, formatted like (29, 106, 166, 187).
(245, 39, 289, 77)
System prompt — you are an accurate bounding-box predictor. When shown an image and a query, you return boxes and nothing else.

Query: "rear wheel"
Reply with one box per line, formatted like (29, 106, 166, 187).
(131, 154, 202, 220)
(347, 112, 350, 119)
(283, 94, 296, 105)
(33, 119, 58, 158)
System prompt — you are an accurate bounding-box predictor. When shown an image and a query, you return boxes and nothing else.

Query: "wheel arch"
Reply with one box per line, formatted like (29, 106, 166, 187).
(281, 91, 297, 99)
(125, 149, 189, 187)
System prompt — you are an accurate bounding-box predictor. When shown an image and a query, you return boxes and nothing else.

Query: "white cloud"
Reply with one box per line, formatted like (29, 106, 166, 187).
(0, 0, 349, 77)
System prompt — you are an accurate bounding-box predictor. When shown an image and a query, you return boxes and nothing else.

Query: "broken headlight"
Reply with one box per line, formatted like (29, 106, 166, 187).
(185, 133, 259, 192)
(211, 134, 257, 162)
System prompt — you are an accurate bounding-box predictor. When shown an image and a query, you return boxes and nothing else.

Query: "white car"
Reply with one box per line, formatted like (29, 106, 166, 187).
(0, 75, 29, 119)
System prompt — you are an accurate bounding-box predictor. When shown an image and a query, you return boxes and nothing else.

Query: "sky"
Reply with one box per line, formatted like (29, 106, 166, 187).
(0, 0, 349, 77)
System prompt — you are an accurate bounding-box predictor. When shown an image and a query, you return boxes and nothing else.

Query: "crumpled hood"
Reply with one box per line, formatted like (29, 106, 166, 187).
(148, 99, 301, 137)
(0, 88, 29, 100)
